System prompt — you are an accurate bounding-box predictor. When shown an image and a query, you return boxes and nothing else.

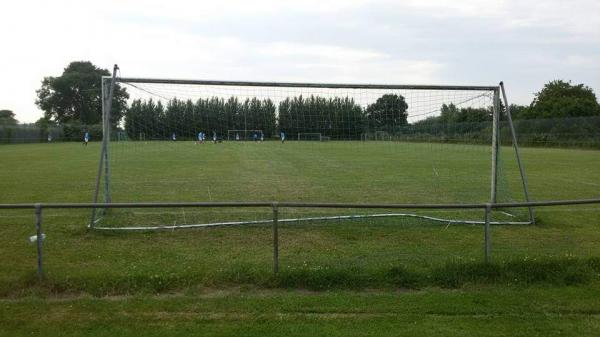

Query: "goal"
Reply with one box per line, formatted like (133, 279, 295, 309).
(361, 131, 390, 141)
(297, 133, 322, 141)
(90, 66, 534, 230)
(227, 130, 263, 141)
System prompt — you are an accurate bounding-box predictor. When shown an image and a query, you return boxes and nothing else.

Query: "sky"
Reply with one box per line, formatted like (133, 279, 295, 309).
(1, 0, 599, 123)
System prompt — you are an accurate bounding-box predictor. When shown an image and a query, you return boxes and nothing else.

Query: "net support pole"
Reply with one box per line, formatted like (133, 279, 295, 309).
(89, 65, 119, 228)
(35, 203, 43, 281)
(499, 82, 535, 224)
(484, 203, 491, 263)
(89, 77, 108, 228)
(272, 202, 279, 274)
(103, 65, 119, 204)
(489, 88, 500, 204)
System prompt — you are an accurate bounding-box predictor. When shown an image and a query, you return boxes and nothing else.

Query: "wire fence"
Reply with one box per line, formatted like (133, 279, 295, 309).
(2, 198, 600, 281)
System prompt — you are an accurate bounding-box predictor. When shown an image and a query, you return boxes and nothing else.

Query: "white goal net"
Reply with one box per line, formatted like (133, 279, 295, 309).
(91, 75, 533, 230)
(297, 133, 322, 141)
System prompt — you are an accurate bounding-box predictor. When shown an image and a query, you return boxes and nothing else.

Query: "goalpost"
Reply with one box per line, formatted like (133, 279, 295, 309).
(90, 65, 534, 230)
(227, 129, 263, 141)
(361, 131, 390, 141)
(297, 133, 322, 141)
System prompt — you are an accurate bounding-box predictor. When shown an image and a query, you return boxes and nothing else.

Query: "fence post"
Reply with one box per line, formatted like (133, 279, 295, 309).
(484, 203, 491, 263)
(272, 202, 279, 274)
(35, 203, 43, 281)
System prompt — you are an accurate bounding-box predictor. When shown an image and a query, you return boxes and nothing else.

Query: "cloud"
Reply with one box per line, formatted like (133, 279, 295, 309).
(0, 0, 598, 122)
(565, 55, 599, 68)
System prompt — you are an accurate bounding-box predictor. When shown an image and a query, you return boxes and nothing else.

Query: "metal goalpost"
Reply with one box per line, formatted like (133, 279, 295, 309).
(297, 133, 322, 141)
(89, 65, 535, 229)
(227, 129, 263, 141)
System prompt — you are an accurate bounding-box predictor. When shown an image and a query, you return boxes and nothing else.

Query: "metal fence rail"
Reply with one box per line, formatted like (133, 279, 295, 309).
(1, 198, 600, 281)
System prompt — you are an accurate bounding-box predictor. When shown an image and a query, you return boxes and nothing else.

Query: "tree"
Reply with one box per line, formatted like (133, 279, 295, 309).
(523, 80, 600, 119)
(439, 103, 460, 123)
(365, 94, 408, 131)
(508, 104, 529, 120)
(124, 96, 278, 140)
(0, 110, 18, 125)
(277, 95, 364, 139)
(35, 61, 129, 126)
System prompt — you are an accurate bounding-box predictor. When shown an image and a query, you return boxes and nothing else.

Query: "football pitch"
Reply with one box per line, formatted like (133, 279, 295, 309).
(1, 141, 599, 336)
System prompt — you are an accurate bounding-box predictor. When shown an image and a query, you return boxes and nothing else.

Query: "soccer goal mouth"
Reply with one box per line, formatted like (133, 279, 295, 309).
(90, 70, 534, 231)
(90, 208, 531, 232)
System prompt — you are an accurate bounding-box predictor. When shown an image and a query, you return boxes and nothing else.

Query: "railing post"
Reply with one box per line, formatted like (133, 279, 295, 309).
(272, 202, 279, 274)
(484, 203, 491, 263)
(35, 203, 43, 281)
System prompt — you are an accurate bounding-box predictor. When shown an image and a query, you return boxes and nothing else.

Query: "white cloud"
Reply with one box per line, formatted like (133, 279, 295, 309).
(259, 42, 386, 61)
(565, 55, 599, 68)
(0, 0, 598, 122)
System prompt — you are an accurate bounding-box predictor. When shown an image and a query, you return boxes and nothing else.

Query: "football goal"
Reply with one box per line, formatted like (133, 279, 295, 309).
(90, 65, 534, 230)
(361, 131, 390, 141)
(227, 130, 263, 141)
(297, 133, 322, 141)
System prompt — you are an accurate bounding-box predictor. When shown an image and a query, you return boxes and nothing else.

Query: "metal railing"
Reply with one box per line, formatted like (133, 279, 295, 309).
(1, 198, 600, 281)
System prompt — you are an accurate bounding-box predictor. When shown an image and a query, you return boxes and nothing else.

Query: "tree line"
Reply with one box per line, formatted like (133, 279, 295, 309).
(401, 80, 600, 147)
(123, 94, 409, 140)
(125, 97, 277, 140)
(3, 61, 596, 145)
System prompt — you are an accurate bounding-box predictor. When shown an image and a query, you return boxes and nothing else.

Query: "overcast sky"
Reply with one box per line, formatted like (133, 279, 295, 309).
(1, 0, 599, 123)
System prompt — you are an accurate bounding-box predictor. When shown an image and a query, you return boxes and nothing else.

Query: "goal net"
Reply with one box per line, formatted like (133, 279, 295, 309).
(227, 130, 264, 141)
(90, 75, 534, 230)
(297, 133, 322, 141)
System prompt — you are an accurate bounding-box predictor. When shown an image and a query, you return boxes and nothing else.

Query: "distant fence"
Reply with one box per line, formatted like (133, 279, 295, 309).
(3, 116, 600, 147)
(0, 124, 102, 144)
(389, 116, 600, 148)
(1, 198, 600, 281)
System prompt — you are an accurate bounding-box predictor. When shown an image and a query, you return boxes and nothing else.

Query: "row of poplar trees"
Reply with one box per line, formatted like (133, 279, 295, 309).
(124, 94, 408, 140)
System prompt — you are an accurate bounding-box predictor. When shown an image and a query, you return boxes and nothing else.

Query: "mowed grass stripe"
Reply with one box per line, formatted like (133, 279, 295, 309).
(0, 141, 599, 296)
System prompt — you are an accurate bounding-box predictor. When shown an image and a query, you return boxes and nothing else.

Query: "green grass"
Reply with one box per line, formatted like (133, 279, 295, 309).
(2, 286, 600, 336)
(0, 141, 599, 335)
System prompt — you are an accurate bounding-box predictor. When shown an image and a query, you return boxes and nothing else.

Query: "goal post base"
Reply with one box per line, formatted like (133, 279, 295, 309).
(90, 211, 533, 232)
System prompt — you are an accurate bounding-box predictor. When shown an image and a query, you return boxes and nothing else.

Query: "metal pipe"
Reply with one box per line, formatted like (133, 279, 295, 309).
(91, 212, 532, 232)
(35, 203, 43, 281)
(1, 198, 600, 210)
(484, 203, 491, 263)
(500, 82, 535, 224)
(272, 203, 279, 274)
(89, 76, 108, 228)
(103, 64, 119, 204)
(89, 132, 105, 228)
(116, 77, 498, 91)
(489, 88, 500, 203)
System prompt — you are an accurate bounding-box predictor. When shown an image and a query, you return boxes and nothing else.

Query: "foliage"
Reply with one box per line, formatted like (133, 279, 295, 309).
(365, 94, 408, 131)
(35, 61, 129, 126)
(124, 94, 406, 140)
(125, 97, 277, 140)
(506, 115, 600, 148)
(402, 104, 493, 143)
(33, 115, 57, 130)
(522, 80, 600, 119)
(278, 95, 365, 139)
(0, 109, 18, 125)
(508, 104, 529, 119)
(0, 122, 101, 143)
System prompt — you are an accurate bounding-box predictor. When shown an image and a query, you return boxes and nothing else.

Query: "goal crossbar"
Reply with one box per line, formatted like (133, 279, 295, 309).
(107, 76, 498, 91)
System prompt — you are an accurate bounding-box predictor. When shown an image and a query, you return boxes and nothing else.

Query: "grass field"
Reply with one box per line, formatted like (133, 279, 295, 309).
(1, 141, 599, 336)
